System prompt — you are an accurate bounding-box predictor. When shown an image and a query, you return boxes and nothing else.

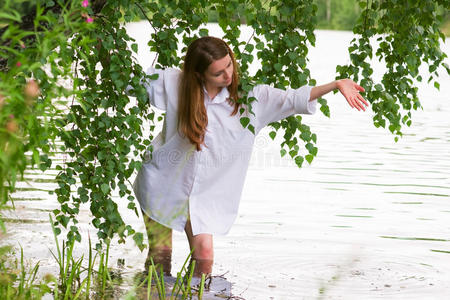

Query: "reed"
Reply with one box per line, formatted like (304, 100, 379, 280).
(0, 215, 209, 299)
(49, 214, 90, 299)
(0, 244, 47, 299)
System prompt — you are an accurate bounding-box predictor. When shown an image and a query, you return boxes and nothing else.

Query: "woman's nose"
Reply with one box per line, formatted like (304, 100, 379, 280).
(224, 70, 231, 80)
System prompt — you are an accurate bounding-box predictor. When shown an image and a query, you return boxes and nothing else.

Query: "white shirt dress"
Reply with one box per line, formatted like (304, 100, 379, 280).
(132, 67, 317, 236)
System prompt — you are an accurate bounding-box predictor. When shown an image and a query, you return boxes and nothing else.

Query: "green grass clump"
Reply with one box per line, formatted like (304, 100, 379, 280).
(0, 244, 54, 299)
(0, 214, 205, 299)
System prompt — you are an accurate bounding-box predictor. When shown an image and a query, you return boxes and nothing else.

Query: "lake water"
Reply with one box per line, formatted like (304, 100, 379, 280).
(2, 23, 450, 299)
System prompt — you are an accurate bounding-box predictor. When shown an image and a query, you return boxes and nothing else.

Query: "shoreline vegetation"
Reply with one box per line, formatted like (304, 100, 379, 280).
(123, 1, 450, 36)
(0, 215, 205, 300)
(2, 1, 449, 36)
(124, 0, 450, 36)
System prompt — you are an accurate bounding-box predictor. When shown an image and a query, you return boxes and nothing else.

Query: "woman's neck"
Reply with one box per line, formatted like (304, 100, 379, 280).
(204, 84, 221, 100)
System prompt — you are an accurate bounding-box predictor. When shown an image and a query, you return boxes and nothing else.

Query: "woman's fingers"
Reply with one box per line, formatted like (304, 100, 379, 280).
(355, 84, 365, 93)
(338, 79, 369, 111)
(347, 96, 360, 111)
(350, 86, 369, 111)
(348, 93, 368, 111)
(357, 93, 369, 106)
(354, 95, 367, 111)
(356, 98, 365, 111)
(357, 98, 366, 111)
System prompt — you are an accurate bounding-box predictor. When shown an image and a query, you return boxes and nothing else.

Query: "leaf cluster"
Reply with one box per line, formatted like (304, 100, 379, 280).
(336, 0, 449, 140)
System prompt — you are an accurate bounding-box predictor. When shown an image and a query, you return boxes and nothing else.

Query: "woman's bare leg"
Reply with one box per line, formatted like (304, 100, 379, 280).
(143, 212, 172, 275)
(184, 220, 214, 277)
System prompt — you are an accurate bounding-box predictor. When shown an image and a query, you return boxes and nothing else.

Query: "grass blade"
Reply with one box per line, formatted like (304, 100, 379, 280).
(85, 234, 93, 300)
(147, 265, 153, 300)
(198, 273, 205, 300)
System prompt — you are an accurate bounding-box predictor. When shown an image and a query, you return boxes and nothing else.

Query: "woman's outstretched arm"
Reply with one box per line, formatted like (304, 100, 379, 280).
(309, 79, 369, 111)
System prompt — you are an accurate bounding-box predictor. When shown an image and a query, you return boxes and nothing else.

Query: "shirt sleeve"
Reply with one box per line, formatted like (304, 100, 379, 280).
(142, 67, 168, 111)
(251, 84, 317, 132)
(125, 67, 170, 111)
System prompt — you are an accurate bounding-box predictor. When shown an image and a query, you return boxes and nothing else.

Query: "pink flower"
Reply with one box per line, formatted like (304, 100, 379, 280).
(86, 16, 94, 23)
(82, 0, 89, 7)
(16, 62, 21, 67)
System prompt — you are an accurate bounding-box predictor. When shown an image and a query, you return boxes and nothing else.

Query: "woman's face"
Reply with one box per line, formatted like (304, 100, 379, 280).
(202, 54, 233, 90)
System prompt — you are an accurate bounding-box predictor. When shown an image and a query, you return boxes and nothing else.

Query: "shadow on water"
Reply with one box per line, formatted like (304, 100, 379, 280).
(380, 236, 450, 242)
(1, 217, 48, 224)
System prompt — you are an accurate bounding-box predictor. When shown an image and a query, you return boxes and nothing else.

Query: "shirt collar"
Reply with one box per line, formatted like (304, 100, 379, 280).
(203, 86, 230, 105)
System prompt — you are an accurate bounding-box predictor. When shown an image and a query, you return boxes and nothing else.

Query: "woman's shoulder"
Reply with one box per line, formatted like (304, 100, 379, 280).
(247, 83, 272, 99)
(143, 67, 182, 89)
(145, 66, 181, 78)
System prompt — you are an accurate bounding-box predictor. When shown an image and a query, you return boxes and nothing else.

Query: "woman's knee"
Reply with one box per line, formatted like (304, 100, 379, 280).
(193, 235, 213, 260)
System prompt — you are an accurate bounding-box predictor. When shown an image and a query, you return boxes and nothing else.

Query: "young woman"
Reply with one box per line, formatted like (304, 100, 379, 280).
(132, 36, 368, 278)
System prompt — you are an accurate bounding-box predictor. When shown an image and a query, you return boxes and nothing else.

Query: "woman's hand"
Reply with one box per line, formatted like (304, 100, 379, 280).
(309, 79, 369, 112)
(336, 79, 369, 111)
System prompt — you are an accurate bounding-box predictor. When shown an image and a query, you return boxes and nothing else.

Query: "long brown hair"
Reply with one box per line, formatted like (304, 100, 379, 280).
(178, 36, 240, 151)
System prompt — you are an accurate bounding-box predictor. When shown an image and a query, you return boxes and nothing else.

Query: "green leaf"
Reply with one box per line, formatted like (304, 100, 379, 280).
(274, 63, 282, 72)
(434, 81, 440, 90)
(53, 227, 61, 236)
(0, 11, 21, 22)
(374, 84, 383, 91)
(269, 131, 276, 140)
(289, 150, 297, 158)
(133, 232, 145, 251)
(305, 154, 314, 164)
(100, 183, 110, 194)
(240, 117, 250, 128)
(248, 124, 255, 134)
(294, 156, 304, 168)
(199, 28, 209, 37)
